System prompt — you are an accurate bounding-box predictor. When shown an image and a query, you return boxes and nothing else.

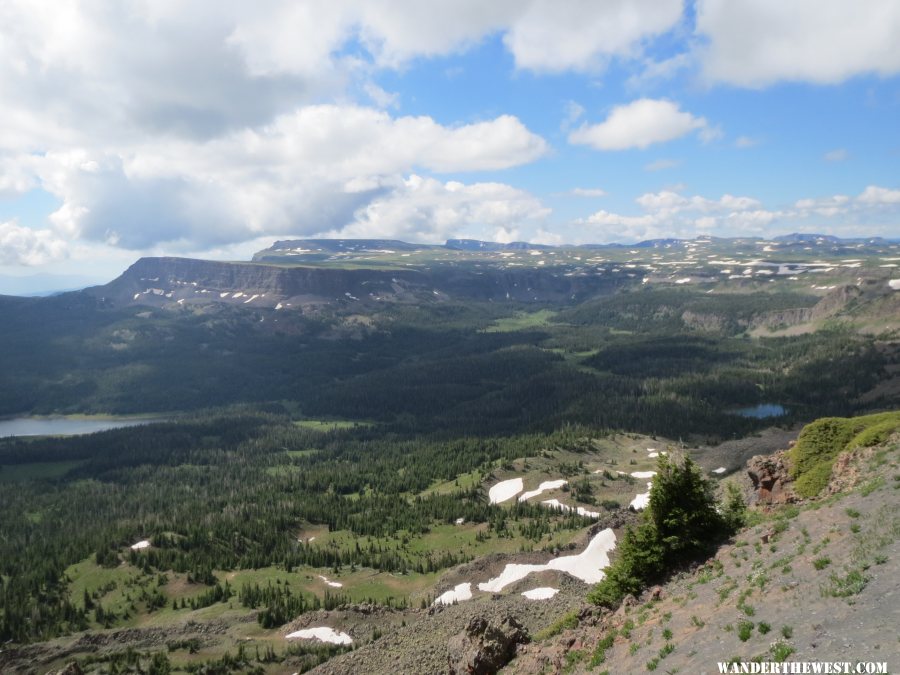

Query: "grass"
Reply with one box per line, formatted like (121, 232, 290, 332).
(737, 620, 754, 642)
(536, 611, 579, 641)
(589, 630, 617, 667)
(812, 557, 831, 570)
(770, 641, 795, 662)
(482, 309, 557, 333)
(821, 568, 869, 598)
(789, 412, 900, 497)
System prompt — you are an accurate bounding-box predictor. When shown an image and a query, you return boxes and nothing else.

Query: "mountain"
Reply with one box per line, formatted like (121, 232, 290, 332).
(85, 255, 631, 309)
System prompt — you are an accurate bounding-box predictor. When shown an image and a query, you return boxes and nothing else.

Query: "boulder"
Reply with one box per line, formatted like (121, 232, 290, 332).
(746, 452, 798, 506)
(447, 615, 529, 674)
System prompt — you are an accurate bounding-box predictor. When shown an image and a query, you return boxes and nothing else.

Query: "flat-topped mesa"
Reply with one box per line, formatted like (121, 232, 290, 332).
(254, 238, 432, 261)
(86, 255, 632, 310)
(89, 256, 428, 308)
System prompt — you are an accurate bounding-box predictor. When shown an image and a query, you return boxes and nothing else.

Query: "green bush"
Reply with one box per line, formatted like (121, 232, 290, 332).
(790, 412, 900, 497)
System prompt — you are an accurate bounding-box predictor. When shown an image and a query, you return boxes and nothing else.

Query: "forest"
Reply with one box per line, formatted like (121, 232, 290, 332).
(0, 247, 897, 672)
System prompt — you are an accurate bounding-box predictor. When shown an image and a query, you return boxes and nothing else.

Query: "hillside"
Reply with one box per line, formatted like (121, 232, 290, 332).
(0, 238, 898, 674)
(505, 419, 900, 674)
(308, 417, 900, 674)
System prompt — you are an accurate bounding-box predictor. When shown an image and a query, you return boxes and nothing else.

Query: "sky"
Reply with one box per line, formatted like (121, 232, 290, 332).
(0, 0, 899, 286)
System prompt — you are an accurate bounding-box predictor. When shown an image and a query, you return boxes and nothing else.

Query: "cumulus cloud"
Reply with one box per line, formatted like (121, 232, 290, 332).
(503, 0, 683, 73)
(568, 99, 712, 150)
(858, 185, 900, 205)
(0, 220, 68, 266)
(579, 184, 900, 241)
(320, 175, 551, 242)
(26, 107, 547, 250)
(695, 0, 900, 86)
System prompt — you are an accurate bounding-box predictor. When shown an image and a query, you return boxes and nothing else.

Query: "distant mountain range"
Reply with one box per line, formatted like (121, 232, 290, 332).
(252, 233, 895, 261)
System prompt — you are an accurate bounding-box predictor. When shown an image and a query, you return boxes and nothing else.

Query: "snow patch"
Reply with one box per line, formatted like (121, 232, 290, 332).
(630, 471, 657, 479)
(477, 528, 616, 592)
(522, 587, 559, 600)
(317, 575, 343, 588)
(888, 279, 900, 290)
(712, 467, 727, 475)
(518, 479, 568, 502)
(541, 499, 600, 519)
(489, 478, 523, 504)
(130, 540, 151, 550)
(629, 482, 653, 511)
(434, 582, 473, 606)
(285, 627, 353, 645)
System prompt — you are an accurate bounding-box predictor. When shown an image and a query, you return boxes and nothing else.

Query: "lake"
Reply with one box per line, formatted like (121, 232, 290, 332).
(733, 404, 787, 419)
(0, 416, 160, 439)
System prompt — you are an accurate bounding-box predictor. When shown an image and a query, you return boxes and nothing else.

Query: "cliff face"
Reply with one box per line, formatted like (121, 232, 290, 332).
(87, 256, 626, 310)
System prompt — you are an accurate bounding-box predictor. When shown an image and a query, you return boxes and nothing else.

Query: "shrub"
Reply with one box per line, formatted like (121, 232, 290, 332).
(790, 412, 900, 497)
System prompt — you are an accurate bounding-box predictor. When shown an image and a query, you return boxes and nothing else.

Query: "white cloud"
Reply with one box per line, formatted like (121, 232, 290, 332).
(858, 185, 900, 205)
(503, 0, 683, 73)
(579, 184, 900, 241)
(561, 101, 586, 132)
(0, 220, 69, 266)
(734, 136, 759, 149)
(824, 148, 849, 162)
(644, 159, 681, 172)
(627, 53, 693, 89)
(27, 107, 547, 251)
(569, 187, 607, 197)
(320, 175, 551, 243)
(363, 82, 400, 109)
(568, 99, 712, 151)
(695, 0, 900, 86)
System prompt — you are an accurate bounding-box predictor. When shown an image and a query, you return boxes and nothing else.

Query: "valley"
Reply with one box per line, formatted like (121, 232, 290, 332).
(0, 236, 897, 674)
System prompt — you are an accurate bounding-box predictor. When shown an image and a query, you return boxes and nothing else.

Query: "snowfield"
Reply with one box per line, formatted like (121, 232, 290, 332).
(522, 587, 559, 600)
(629, 482, 654, 510)
(285, 627, 353, 645)
(477, 528, 616, 593)
(540, 498, 600, 519)
(489, 478, 524, 504)
(518, 479, 568, 502)
(434, 582, 473, 606)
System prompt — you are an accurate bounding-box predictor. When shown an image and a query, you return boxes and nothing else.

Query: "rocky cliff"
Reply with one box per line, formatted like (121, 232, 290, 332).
(87, 256, 630, 310)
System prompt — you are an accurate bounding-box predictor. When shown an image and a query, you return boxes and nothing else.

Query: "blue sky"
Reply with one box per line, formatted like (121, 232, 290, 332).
(0, 0, 898, 285)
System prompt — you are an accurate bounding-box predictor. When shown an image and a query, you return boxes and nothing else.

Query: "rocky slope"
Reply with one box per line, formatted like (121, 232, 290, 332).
(505, 433, 900, 674)
(297, 429, 900, 675)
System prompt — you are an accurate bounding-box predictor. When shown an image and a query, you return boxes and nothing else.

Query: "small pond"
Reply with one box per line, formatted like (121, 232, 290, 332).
(732, 404, 787, 419)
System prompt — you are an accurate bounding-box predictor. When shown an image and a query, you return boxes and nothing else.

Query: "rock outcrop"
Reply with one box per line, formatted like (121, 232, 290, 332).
(746, 451, 798, 506)
(447, 615, 529, 675)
